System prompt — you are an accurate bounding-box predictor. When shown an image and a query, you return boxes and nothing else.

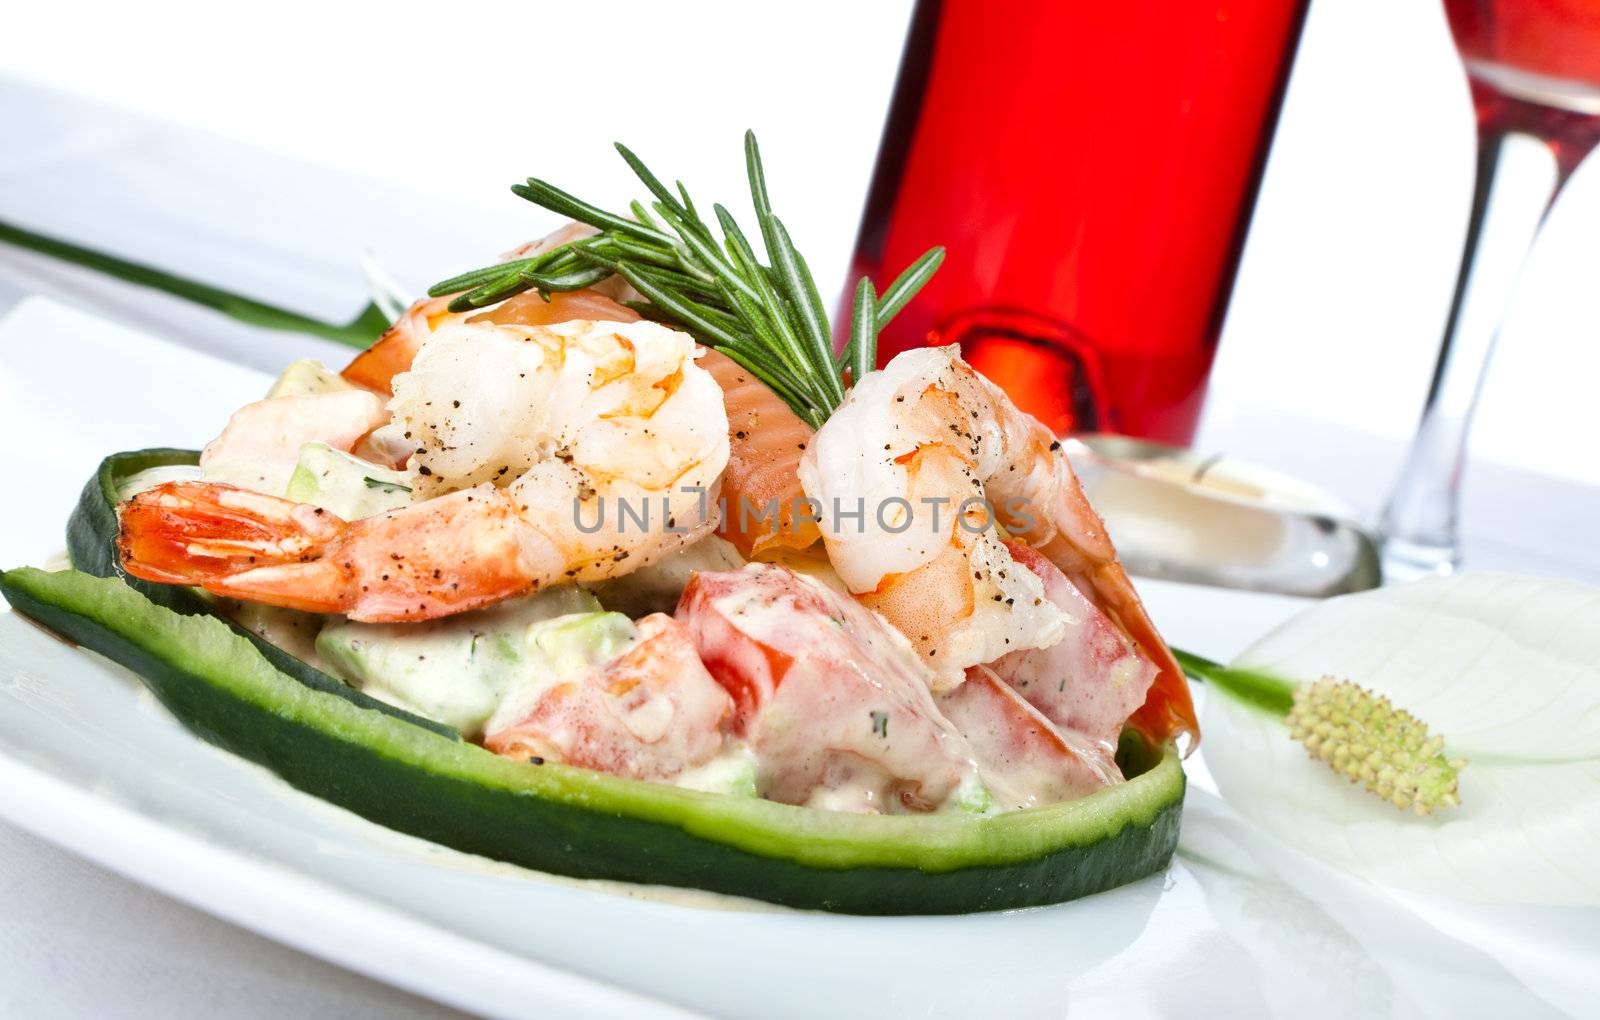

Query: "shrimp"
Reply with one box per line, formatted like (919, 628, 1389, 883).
(345, 315, 817, 562)
(345, 310, 817, 560)
(341, 222, 638, 394)
(799, 345, 1196, 745)
(197, 389, 389, 496)
(796, 346, 1067, 682)
(484, 613, 733, 780)
(331, 222, 818, 562)
(696, 348, 821, 558)
(341, 288, 642, 395)
(118, 319, 730, 622)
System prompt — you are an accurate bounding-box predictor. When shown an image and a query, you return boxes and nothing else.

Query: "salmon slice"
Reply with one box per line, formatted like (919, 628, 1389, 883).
(696, 348, 821, 558)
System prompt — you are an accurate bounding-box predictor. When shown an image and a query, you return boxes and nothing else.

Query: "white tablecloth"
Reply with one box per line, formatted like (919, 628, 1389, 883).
(3, 76, 1597, 1019)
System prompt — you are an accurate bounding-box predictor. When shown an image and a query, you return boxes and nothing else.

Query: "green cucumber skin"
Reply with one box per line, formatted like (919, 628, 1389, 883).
(2, 567, 1183, 914)
(67, 450, 457, 740)
(9, 451, 1188, 914)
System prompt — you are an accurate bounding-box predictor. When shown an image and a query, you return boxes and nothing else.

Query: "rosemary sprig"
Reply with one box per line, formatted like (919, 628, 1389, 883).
(429, 132, 943, 428)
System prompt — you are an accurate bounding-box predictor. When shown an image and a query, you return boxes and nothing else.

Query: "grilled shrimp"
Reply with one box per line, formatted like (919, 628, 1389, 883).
(118, 319, 730, 622)
(799, 345, 1196, 744)
(345, 304, 817, 560)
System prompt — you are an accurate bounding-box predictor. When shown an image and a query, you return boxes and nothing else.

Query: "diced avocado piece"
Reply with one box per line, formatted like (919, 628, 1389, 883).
(485, 612, 640, 733)
(674, 744, 760, 798)
(284, 442, 412, 518)
(528, 611, 638, 677)
(949, 772, 999, 815)
(316, 587, 599, 737)
(266, 359, 355, 398)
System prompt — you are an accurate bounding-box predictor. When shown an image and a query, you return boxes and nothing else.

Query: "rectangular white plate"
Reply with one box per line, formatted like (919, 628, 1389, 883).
(0, 298, 1562, 1019)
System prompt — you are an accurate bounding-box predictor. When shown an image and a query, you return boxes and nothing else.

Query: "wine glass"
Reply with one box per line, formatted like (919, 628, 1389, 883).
(1381, 0, 1600, 578)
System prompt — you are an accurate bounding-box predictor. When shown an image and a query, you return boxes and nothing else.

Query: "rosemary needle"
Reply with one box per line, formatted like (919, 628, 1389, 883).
(431, 132, 943, 424)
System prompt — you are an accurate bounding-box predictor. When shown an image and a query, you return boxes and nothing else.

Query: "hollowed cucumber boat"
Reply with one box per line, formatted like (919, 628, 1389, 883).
(0, 449, 1185, 915)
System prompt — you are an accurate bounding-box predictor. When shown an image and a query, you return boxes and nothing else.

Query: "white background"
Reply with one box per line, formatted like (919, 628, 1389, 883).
(2, 6, 1598, 1016)
(4, 0, 1598, 485)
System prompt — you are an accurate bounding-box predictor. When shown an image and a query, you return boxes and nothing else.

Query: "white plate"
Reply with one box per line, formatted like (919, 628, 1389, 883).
(0, 298, 1573, 1019)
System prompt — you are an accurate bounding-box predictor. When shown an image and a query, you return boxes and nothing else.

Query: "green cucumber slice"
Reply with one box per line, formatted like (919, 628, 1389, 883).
(65, 450, 457, 739)
(1, 566, 1183, 913)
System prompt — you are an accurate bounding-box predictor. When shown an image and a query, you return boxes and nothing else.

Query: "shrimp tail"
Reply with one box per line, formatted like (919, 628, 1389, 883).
(117, 482, 346, 585)
(212, 561, 359, 615)
(1111, 591, 1195, 747)
(118, 481, 360, 616)
(1038, 476, 1198, 747)
(119, 481, 556, 622)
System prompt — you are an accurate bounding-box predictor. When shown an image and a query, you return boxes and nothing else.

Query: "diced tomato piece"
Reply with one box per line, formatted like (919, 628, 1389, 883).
(989, 542, 1159, 749)
(677, 563, 980, 812)
(938, 666, 1120, 810)
(483, 613, 732, 780)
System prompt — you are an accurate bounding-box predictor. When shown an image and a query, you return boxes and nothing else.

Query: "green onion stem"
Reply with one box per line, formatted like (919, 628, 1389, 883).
(1173, 647, 1296, 716)
(0, 218, 385, 349)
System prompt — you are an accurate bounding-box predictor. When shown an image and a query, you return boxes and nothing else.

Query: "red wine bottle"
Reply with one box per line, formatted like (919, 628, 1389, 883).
(848, 0, 1308, 441)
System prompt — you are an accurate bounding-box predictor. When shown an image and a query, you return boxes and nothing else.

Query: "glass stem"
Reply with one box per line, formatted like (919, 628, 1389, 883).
(1379, 126, 1564, 579)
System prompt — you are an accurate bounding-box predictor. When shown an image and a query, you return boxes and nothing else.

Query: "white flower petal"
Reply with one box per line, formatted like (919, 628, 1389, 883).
(1201, 573, 1600, 906)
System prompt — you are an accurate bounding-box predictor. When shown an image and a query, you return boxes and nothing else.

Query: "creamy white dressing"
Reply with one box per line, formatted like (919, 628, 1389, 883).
(316, 588, 599, 737)
(284, 442, 411, 519)
(222, 600, 328, 669)
(798, 756, 995, 815)
(801, 755, 896, 814)
(198, 460, 293, 496)
(115, 464, 203, 501)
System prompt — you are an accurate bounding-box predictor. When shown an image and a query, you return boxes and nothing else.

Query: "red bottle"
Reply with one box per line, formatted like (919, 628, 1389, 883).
(848, 0, 1308, 441)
